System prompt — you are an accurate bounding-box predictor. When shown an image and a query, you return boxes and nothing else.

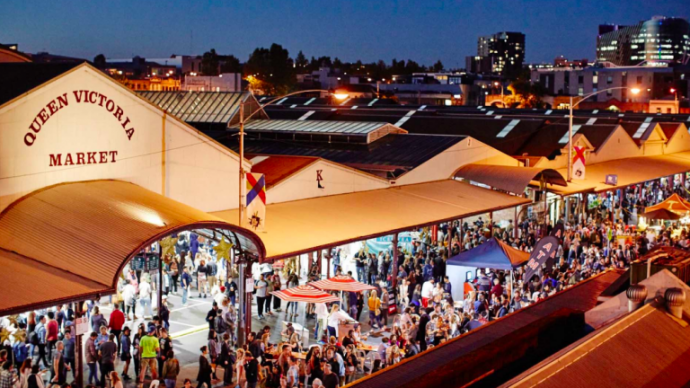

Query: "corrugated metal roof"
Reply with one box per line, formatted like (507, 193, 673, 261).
(230, 119, 392, 135)
(138, 91, 246, 124)
(0, 248, 110, 315)
(350, 270, 622, 388)
(0, 180, 265, 314)
(508, 303, 690, 388)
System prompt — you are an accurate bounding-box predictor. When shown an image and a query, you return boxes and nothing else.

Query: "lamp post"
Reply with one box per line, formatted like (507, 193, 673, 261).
(234, 88, 347, 346)
(567, 86, 640, 181)
(494, 81, 504, 107)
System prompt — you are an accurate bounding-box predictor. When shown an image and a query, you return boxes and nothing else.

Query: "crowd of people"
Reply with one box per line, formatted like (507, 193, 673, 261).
(3, 178, 690, 388)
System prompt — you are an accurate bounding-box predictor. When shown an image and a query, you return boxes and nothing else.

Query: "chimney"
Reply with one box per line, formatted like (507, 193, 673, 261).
(626, 284, 648, 313)
(664, 288, 686, 319)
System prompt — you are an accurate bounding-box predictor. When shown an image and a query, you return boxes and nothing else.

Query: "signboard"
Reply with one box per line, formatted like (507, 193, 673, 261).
(605, 174, 618, 186)
(75, 317, 89, 336)
(523, 236, 559, 282)
(365, 232, 417, 254)
(130, 255, 160, 271)
(245, 278, 255, 293)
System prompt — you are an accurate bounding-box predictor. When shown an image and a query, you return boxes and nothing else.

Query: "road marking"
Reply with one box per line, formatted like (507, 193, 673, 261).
(170, 324, 208, 339)
(167, 320, 197, 328)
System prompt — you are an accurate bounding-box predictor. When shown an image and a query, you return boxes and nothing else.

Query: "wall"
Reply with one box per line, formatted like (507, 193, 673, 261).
(266, 159, 389, 204)
(394, 137, 520, 186)
(0, 63, 246, 212)
(664, 124, 690, 154)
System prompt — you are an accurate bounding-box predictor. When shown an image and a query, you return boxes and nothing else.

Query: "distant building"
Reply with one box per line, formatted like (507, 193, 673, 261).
(0, 43, 31, 63)
(597, 16, 690, 66)
(553, 55, 589, 68)
(466, 32, 525, 75)
(531, 64, 690, 112)
(107, 55, 202, 74)
(182, 73, 242, 92)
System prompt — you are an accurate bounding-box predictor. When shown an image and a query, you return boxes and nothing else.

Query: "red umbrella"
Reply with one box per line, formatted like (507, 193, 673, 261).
(271, 285, 340, 303)
(309, 275, 377, 292)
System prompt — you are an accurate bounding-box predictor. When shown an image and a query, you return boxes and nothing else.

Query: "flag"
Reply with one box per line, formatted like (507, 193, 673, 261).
(245, 173, 266, 232)
(523, 236, 559, 283)
(572, 146, 586, 180)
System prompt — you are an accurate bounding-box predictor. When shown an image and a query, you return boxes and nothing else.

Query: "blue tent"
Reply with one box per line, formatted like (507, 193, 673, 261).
(447, 238, 529, 270)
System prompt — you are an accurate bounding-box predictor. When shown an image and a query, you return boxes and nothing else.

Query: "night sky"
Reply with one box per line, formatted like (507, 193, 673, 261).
(2, 0, 687, 67)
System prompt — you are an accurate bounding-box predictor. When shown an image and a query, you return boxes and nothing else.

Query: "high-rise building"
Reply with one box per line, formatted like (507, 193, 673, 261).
(596, 16, 690, 66)
(467, 32, 525, 76)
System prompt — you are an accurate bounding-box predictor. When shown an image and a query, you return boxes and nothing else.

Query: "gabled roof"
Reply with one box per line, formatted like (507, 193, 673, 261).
(659, 122, 684, 140)
(138, 91, 247, 124)
(216, 133, 465, 177)
(251, 156, 318, 188)
(620, 121, 667, 145)
(0, 62, 83, 106)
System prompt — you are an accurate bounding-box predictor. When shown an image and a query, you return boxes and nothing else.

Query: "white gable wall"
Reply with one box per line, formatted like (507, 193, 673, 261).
(266, 159, 389, 204)
(0, 64, 246, 212)
(664, 124, 690, 154)
(394, 137, 520, 186)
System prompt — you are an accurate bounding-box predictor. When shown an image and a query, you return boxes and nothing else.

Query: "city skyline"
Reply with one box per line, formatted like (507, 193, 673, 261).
(1, 0, 687, 67)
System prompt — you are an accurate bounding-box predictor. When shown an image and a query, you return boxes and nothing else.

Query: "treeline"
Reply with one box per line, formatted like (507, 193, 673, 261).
(199, 43, 445, 95)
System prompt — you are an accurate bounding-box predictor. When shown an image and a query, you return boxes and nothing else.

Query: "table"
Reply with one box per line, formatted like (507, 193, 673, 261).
(358, 344, 376, 352)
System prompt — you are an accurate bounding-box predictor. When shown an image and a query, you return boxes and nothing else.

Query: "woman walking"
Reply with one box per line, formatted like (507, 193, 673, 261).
(196, 346, 213, 388)
(162, 350, 180, 388)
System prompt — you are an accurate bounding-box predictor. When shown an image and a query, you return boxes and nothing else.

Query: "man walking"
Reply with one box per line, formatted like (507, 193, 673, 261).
(255, 275, 268, 320)
(45, 312, 59, 364)
(99, 334, 117, 388)
(35, 315, 49, 369)
(180, 267, 192, 306)
(139, 326, 160, 385)
(108, 304, 125, 355)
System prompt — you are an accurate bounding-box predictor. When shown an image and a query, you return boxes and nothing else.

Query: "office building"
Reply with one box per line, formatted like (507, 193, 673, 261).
(597, 16, 690, 66)
(466, 32, 525, 75)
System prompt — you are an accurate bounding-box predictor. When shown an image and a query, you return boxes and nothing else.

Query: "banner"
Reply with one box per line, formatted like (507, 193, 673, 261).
(572, 146, 586, 180)
(523, 236, 559, 282)
(245, 173, 266, 232)
(365, 232, 417, 255)
(550, 220, 564, 239)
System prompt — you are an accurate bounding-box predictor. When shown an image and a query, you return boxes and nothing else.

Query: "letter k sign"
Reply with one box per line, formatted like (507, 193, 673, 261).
(317, 169, 325, 189)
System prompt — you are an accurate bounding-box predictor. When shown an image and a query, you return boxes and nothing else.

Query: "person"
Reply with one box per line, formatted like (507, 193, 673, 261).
(18, 359, 31, 388)
(119, 327, 132, 381)
(110, 371, 123, 388)
(139, 278, 154, 319)
(207, 259, 218, 292)
(343, 346, 358, 384)
(182, 378, 193, 388)
(25, 365, 44, 388)
(244, 352, 259, 388)
(161, 350, 179, 388)
(180, 267, 193, 306)
(50, 341, 66, 385)
(312, 378, 324, 388)
(132, 325, 144, 380)
(122, 282, 138, 321)
(271, 274, 282, 312)
(246, 332, 263, 361)
(321, 363, 338, 388)
(421, 279, 434, 308)
(286, 357, 300, 388)
(265, 276, 275, 317)
(235, 349, 247, 388)
(314, 303, 328, 341)
(34, 316, 48, 369)
(45, 312, 58, 364)
(341, 330, 356, 349)
(197, 259, 209, 298)
(108, 304, 125, 355)
(367, 290, 382, 329)
(160, 297, 171, 330)
(197, 346, 212, 388)
(307, 347, 323, 385)
(90, 307, 106, 335)
(255, 275, 268, 320)
(61, 330, 75, 381)
(99, 334, 117, 387)
(139, 326, 160, 385)
(85, 332, 99, 386)
(380, 286, 390, 328)
(219, 334, 235, 387)
(327, 304, 354, 339)
(207, 330, 220, 381)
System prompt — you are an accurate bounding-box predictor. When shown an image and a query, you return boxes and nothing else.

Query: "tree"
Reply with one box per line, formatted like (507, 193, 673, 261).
(93, 54, 106, 68)
(244, 43, 295, 95)
(200, 49, 219, 75)
(432, 60, 444, 72)
(295, 51, 308, 68)
(219, 54, 242, 73)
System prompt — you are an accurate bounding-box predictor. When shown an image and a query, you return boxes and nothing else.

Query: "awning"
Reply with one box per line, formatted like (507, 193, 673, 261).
(645, 193, 690, 213)
(447, 238, 529, 270)
(0, 180, 265, 315)
(547, 152, 690, 196)
(455, 164, 567, 194)
(212, 180, 531, 261)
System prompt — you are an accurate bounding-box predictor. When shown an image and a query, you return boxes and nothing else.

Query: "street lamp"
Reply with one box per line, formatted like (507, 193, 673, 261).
(567, 86, 640, 181)
(234, 88, 347, 347)
(670, 88, 678, 101)
(494, 81, 504, 107)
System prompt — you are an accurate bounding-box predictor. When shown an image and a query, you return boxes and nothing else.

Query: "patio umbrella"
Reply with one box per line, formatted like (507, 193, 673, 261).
(641, 208, 682, 220)
(271, 285, 340, 347)
(309, 275, 377, 292)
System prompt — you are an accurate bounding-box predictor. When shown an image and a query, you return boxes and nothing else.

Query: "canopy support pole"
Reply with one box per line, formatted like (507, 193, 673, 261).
(237, 261, 247, 347)
(392, 233, 399, 289)
(158, 242, 163, 319)
(489, 211, 494, 237)
(75, 301, 84, 388)
(513, 207, 518, 239)
(563, 196, 569, 226)
(459, 219, 464, 252)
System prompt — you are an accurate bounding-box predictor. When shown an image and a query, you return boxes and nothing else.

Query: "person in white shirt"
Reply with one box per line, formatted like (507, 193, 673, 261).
(138, 279, 153, 318)
(421, 279, 435, 308)
(327, 304, 354, 339)
(121, 283, 137, 321)
(314, 303, 329, 341)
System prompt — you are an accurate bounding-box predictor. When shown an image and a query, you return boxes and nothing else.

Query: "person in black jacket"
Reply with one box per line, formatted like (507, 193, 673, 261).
(219, 333, 234, 386)
(416, 313, 430, 352)
(246, 332, 263, 360)
(245, 353, 259, 388)
(196, 346, 212, 388)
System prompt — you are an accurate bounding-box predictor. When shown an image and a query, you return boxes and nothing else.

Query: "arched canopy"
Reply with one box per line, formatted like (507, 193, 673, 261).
(454, 164, 567, 194)
(0, 180, 265, 315)
(447, 238, 529, 270)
